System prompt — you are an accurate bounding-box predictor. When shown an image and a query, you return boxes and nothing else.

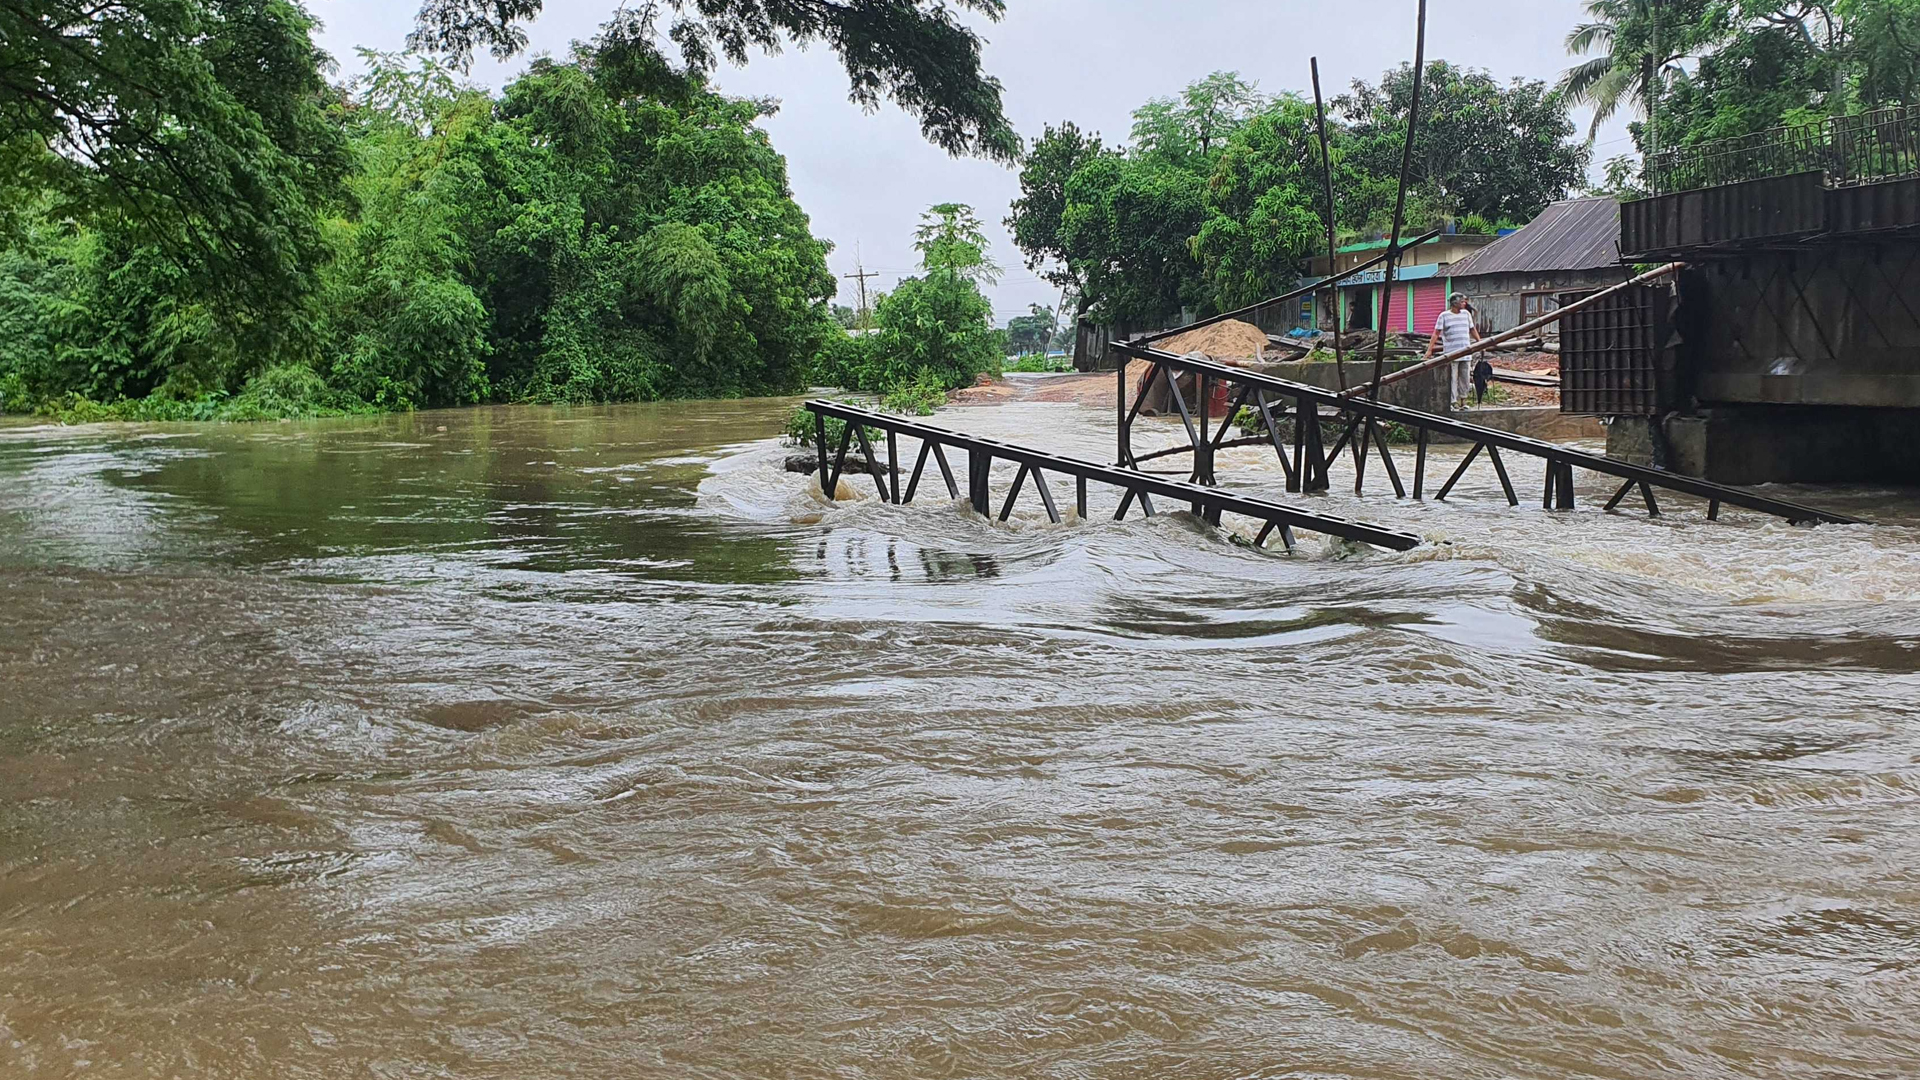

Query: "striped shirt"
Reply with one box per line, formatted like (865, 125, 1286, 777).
(1435, 310, 1475, 355)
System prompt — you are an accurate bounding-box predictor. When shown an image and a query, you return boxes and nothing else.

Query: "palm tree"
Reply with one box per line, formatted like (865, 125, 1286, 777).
(1560, 0, 1695, 144)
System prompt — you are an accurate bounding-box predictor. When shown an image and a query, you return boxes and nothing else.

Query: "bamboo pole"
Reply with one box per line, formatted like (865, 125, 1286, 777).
(1368, 0, 1428, 406)
(1310, 57, 1346, 392)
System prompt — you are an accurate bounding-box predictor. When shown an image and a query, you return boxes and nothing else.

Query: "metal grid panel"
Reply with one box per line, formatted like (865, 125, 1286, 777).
(1559, 286, 1660, 416)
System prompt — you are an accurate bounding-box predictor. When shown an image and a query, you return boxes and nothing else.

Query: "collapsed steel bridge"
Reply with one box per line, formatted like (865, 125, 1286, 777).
(1106, 342, 1867, 527)
(805, 400, 1423, 553)
(797, 2, 1861, 559)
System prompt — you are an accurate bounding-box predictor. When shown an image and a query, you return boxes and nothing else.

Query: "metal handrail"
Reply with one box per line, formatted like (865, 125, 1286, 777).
(1645, 106, 1920, 195)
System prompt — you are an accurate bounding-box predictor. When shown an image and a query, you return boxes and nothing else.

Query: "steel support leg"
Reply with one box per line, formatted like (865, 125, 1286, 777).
(852, 424, 890, 502)
(1198, 371, 1214, 487)
(1436, 443, 1484, 501)
(1253, 391, 1298, 490)
(1299, 397, 1327, 492)
(1255, 520, 1298, 554)
(1604, 477, 1635, 512)
(1032, 468, 1062, 524)
(904, 442, 932, 503)
(1413, 427, 1429, 500)
(931, 444, 959, 499)
(1353, 420, 1370, 494)
(970, 452, 993, 516)
(825, 424, 854, 500)
(1297, 388, 1313, 490)
(814, 413, 830, 496)
(1374, 423, 1406, 498)
(887, 431, 900, 504)
(1000, 464, 1030, 522)
(1487, 446, 1519, 506)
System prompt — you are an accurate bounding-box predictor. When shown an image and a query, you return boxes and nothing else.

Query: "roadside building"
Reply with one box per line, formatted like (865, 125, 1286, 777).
(1442, 197, 1625, 334)
(1305, 233, 1496, 335)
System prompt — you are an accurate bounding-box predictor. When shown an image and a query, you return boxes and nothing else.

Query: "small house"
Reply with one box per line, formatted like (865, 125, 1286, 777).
(1442, 198, 1625, 334)
(1305, 233, 1497, 336)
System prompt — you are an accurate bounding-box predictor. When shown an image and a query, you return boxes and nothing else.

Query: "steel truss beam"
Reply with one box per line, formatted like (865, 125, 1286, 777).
(1110, 342, 1867, 527)
(806, 401, 1423, 553)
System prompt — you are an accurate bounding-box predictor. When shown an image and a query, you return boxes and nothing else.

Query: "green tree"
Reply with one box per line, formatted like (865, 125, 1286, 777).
(435, 46, 839, 403)
(1192, 96, 1326, 308)
(322, 51, 493, 409)
(1564, 1, 1920, 155)
(0, 0, 351, 322)
(1004, 304, 1057, 354)
(1587, 154, 1647, 199)
(1338, 61, 1590, 226)
(1839, 0, 1920, 108)
(1559, 0, 1712, 142)
(406, 0, 1018, 161)
(818, 202, 1003, 392)
(869, 274, 1001, 391)
(914, 203, 1001, 285)
(1058, 153, 1211, 324)
(1130, 71, 1270, 162)
(1005, 122, 1107, 308)
(2, 29, 849, 416)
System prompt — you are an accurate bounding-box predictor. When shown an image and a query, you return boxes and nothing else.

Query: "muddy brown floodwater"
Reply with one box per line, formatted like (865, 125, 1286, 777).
(3, 391, 1919, 1079)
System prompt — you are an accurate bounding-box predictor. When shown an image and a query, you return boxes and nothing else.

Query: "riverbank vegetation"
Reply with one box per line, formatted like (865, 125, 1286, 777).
(0, 0, 1015, 422)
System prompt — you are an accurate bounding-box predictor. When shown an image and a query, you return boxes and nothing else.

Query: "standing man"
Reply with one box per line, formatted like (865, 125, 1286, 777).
(1426, 292, 1482, 408)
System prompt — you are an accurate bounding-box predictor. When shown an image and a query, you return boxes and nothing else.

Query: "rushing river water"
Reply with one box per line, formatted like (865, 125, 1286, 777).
(2, 392, 1919, 1079)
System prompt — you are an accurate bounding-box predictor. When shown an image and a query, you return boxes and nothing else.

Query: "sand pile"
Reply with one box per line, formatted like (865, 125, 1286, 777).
(1152, 319, 1269, 360)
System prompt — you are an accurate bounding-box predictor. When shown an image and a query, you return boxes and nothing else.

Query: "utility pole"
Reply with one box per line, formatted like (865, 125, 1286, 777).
(843, 246, 879, 330)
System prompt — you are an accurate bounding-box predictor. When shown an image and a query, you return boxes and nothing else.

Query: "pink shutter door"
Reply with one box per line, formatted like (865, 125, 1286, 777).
(1412, 280, 1447, 335)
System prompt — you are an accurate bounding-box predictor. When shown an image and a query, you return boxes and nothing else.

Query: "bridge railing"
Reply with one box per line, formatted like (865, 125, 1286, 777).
(802, 400, 1424, 553)
(1644, 106, 1920, 195)
(1105, 342, 1867, 528)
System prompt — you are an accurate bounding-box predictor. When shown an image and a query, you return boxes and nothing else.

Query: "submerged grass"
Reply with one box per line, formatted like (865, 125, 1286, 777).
(29, 365, 379, 424)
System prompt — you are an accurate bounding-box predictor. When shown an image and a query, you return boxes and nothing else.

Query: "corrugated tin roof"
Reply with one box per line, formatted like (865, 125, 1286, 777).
(1443, 197, 1622, 278)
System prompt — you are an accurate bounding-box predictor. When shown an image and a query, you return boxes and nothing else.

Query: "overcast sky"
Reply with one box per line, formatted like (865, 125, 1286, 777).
(313, 0, 1634, 326)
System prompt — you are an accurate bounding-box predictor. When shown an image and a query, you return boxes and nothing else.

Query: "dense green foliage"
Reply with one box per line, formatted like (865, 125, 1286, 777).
(1193, 97, 1327, 309)
(406, 0, 1019, 161)
(0, 0, 351, 316)
(1, 43, 842, 416)
(1563, 0, 1920, 152)
(2, 2, 1018, 421)
(1008, 66, 1588, 325)
(1003, 305, 1058, 355)
(880, 369, 950, 416)
(1334, 61, 1589, 227)
(814, 204, 1004, 397)
(1004, 354, 1072, 373)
